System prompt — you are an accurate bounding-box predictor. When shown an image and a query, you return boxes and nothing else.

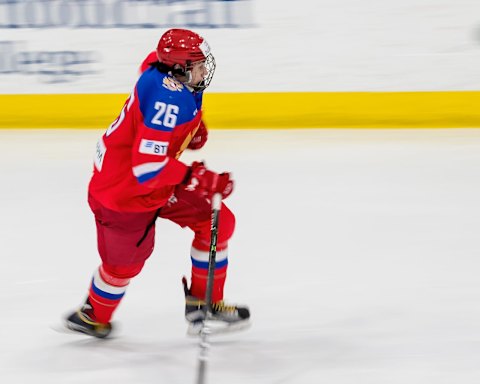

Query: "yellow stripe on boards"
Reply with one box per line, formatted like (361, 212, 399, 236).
(0, 94, 126, 129)
(0, 91, 480, 129)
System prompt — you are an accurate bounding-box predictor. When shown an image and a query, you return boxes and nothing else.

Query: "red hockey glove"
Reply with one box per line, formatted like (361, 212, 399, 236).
(183, 161, 234, 199)
(188, 120, 208, 150)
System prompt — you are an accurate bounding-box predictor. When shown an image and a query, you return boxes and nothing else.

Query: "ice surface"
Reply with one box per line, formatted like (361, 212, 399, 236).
(1, 128, 480, 384)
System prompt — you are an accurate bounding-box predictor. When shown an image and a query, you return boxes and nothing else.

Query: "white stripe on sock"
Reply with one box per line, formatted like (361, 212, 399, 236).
(191, 247, 228, 263)
(93, 268, 128, 295)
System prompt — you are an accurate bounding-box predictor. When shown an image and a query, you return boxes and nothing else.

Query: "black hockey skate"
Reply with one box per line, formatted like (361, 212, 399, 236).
(65, 299, 112, 338)
(182, 277, 250, 336)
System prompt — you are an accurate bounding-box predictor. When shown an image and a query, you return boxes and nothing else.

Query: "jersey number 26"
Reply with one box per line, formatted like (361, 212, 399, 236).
(151, 102, 179, 129)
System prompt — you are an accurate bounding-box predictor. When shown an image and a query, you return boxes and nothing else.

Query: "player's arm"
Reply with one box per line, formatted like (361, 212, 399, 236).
(187, 92, 207, 150)
(187, 119, 208, 150)
(130, 89, 197, 188)
(131, 125, 191, 189)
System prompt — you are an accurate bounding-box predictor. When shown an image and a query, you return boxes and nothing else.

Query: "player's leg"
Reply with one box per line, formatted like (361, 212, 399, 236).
(160, 189, 234, 300)
(65, 195, 158, 337)
(160, 188, 250, 330)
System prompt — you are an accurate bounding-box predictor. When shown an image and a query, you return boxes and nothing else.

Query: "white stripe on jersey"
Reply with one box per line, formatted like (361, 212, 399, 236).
(132, 159, 169, 177)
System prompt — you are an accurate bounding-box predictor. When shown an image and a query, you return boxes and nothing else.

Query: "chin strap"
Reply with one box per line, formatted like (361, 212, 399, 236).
(184, 70, 193, 85)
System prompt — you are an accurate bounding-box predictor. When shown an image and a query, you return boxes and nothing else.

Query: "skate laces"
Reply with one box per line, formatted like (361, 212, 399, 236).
(186, 297, 236, 313)
(211, 301, 236, 313)
(77, 310, 98, 325)
(78, 307, 110, 328)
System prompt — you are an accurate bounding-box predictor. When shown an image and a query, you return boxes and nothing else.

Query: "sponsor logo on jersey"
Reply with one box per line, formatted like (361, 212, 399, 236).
(94, 138, 106, 171)
(139, 139, 168, 156)
(162, 77, 184, 92)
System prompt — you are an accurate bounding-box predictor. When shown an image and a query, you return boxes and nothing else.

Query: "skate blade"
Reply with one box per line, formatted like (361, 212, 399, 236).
(50, 320, 114, 339)
(50, 322, 81, 335)
(187, 319, 251, 337)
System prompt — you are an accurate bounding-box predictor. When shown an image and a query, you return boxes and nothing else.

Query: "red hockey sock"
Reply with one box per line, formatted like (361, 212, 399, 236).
(189, 245, 228, 302)
(87, 265, 130, 324)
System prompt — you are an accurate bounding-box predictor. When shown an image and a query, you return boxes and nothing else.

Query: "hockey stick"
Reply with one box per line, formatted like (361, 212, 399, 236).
(196, 192, 222, 384)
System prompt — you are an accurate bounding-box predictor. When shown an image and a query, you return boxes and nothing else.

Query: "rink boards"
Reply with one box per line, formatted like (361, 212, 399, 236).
(1, 91, 480, 129)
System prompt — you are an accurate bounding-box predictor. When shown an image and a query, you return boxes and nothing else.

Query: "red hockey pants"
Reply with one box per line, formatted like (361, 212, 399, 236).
(88, 187, 235, 300)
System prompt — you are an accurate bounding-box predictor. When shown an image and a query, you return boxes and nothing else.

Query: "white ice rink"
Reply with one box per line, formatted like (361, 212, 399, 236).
(1, 128, 480, 384)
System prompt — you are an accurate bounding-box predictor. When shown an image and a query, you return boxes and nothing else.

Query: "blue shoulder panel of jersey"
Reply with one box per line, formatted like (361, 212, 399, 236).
(136, 68, 198, 132)
(193, 91, 203, 110)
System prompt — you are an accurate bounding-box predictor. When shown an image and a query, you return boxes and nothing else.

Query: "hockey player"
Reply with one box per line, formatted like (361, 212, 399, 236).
(65, 29, 250, 338)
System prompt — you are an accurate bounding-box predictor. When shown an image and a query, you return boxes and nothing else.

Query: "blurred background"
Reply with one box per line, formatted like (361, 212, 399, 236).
(1, 0, 480, 128)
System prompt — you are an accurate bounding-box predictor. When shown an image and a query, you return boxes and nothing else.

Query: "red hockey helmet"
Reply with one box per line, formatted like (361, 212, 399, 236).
(156, 29, 215, 91)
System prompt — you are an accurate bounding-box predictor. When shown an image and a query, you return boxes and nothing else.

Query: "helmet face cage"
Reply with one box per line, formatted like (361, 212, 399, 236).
(190, 53, 216, 92)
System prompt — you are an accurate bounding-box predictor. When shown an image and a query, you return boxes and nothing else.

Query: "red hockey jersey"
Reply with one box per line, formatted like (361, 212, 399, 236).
(139, 51, 158, 74)
(88, 67, 203, 212)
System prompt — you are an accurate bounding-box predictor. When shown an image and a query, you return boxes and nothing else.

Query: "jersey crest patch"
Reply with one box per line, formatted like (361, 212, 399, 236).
(162, 77, 184, 92)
